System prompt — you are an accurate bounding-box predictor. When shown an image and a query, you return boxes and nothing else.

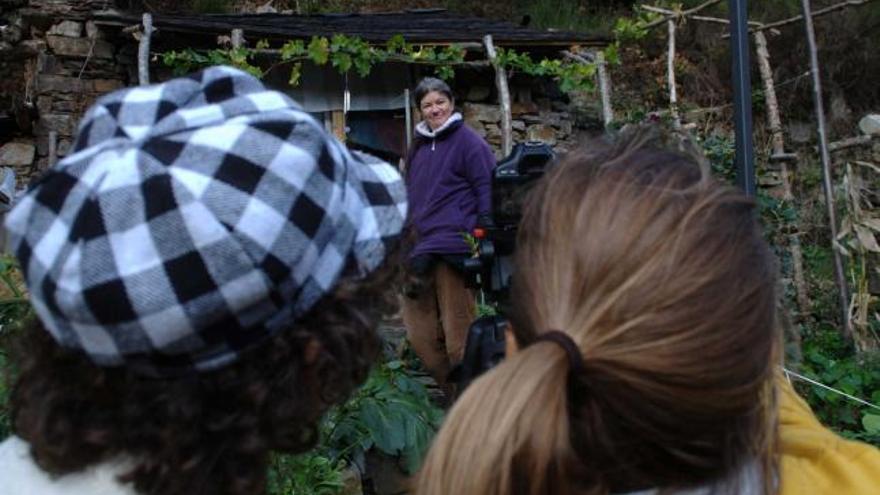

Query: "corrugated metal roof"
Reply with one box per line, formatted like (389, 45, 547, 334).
(93, 9, 608, 48)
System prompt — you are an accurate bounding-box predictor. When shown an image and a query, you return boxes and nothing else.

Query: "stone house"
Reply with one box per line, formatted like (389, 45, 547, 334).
(1, 2, 608, 184)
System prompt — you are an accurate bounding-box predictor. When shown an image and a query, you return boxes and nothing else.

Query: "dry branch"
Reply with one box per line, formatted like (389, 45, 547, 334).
(722, 0, 878, 38)
(643, 0, 725, 29)
(828, 135, 876, 152)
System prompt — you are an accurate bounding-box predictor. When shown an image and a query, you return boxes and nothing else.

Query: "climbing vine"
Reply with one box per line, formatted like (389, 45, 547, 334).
(160, 33, 606, 93)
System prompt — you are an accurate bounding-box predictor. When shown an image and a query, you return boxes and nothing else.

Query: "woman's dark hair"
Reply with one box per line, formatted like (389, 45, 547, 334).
(413, 77, 453, 107)
(9, 259, 398, 495)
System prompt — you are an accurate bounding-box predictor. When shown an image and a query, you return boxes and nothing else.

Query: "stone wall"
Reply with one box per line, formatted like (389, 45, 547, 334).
(458, 81, 595, 159)
(0, 3, 134, 184)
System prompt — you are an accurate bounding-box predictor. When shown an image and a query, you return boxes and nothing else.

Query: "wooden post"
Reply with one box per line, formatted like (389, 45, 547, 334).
(138, 13, 153, 86)
(667, 19, 681, 129)
(801, 0, 851, 340)
(754, 30, 811, 320)
(483, 34, 512, 156)
(231, 29, 244, 49)
(47, 131, 58, 167)
(754, 32, 785, 157)
(331, 110, 346, 143)
(596, 50, 614, 127)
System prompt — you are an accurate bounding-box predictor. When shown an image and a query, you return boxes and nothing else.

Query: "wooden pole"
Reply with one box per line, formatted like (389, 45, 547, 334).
(801, 0, 851, 339)
(483, 34, 512, 156)
(754, 30, 811, 319)
(596, 51, 614, 127)
(667, 20, 681, 129)
(231, 29, 244, 48)
(138, 13, 153, 86)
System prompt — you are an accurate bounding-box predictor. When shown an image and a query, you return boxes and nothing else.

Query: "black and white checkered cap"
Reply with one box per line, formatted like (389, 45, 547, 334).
(5, 66, 406, 376)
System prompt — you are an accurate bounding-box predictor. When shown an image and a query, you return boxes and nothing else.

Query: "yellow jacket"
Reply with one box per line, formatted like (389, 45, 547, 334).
(779, 376, 880, 494)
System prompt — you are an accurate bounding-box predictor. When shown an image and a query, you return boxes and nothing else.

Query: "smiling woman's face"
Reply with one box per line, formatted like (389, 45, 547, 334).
(419, 91, 454, 131)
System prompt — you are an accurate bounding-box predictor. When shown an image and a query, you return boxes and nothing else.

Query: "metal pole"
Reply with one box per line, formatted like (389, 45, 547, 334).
(404, 88, 412, 152)
(727, 0, 756, 196)
(800, 0, 851, 337)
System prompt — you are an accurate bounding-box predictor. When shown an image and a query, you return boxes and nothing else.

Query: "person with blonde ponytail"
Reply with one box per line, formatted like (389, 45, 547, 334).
(413, 128, 880, 495)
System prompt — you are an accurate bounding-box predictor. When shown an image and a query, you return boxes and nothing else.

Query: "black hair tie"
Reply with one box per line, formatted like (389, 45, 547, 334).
(534, 330, 585, 375)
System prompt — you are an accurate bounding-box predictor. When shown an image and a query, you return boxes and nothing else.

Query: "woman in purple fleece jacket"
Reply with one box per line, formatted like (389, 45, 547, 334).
(403, 77, 495, 398)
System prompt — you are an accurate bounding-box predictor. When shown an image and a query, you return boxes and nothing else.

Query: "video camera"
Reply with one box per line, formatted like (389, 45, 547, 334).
(452, 141, 555, 391)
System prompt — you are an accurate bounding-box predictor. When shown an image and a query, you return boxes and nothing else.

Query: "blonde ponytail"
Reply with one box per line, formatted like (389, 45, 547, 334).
(414, 342, 584, 495)
(414, 128, 779, 495)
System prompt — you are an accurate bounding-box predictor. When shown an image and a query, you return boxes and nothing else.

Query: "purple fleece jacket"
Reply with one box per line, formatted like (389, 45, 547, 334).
(406, 114, 495, 257)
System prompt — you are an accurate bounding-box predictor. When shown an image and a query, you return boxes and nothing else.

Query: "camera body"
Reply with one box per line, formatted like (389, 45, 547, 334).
(454, 141, 555, 390)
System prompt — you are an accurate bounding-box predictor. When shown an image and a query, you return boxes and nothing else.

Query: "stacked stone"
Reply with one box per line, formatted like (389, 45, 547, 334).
(461, 86, 579, 159)
(15, 18, 130, 177)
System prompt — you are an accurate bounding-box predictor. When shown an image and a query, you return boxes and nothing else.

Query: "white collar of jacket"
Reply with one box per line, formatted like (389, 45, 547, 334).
(0, 435, 138, 495)
(415, 112, 463, 139)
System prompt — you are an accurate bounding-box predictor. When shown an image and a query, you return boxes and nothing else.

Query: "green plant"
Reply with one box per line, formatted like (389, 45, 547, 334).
(267, 452, 346, 495)
(0, 255, 28, 441)
(322, 360, 443, 474)
(799, 327, 880, 446)
(698, 133, 736, 183)
(161, 34, 600, 92)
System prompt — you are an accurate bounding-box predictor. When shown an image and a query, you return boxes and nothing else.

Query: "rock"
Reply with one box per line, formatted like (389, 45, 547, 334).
(513, 86, 531, 103)
(36, 96, 53, 115)
(522, 114, 543, 124)
(466, 85, 491, 102)
(551, 100, 569, 112)
(19, 39, 47, 55)
(527, 124, 557, 145)
(48, 21, 83, 38)
(0, 142, 36, 166)
(466, 120, 487, 138)
(37, 75, 86, 94)
(256, 0, 277, 13)
(788, 121, 813, 144)
(85, 21, 103, 39)
(559, 120, 573, 136)
(462, 102, 500, 123)
(536, 98, 552, 112)
(512, 120, 526, 132)
(47, 35, 114, 59)
(859, 114, 880, 136)
(37, 52, 59, 74)
(92, 78, 124, 93)
(511, 101, 538, 116)
(829, 90, 852, 124)
(37, 113, 76, 136)
(53, 100, 77, 113)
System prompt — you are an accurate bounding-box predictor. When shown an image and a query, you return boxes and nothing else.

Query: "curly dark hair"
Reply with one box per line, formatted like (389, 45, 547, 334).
(8, 260, 398, 495)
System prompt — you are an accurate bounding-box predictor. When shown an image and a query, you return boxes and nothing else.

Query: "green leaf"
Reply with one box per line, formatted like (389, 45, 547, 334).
(864, 414, 880, 434)
(288, 62, 302, 86)
(386, 34, 407, 53)
(330, 52, 352, 73)
(308, 36, 330, 65)
(280, 39, 306, 61)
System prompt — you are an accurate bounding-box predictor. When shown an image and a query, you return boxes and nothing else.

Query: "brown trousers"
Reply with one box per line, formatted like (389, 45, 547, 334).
(402, 262, 475, 392)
